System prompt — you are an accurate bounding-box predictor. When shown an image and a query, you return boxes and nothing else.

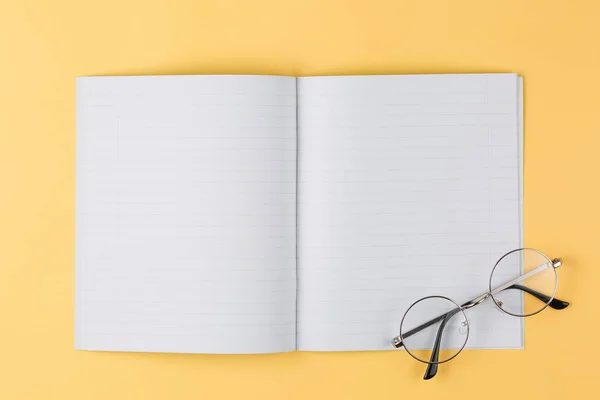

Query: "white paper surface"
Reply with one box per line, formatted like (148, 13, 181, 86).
(296, 74, 523, 351)
(76, 73, 524, 354)
(75, 75, 297, 354)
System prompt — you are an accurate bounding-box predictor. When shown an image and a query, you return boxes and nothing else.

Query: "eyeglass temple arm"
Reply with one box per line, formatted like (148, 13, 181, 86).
(392, 286, 570, 348)
(423, 286, 569, 380)
(504, 284, 569, 310)
(395, 313, 451, 346)
(423, 309, 461, 380)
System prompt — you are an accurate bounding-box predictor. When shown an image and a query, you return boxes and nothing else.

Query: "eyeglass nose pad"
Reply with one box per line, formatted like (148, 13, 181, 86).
(493, 299, 505, 313)
(459, 318, 470, 335)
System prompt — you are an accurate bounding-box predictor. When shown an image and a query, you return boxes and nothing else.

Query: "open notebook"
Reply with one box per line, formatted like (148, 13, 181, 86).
(75, 73, 523, 354)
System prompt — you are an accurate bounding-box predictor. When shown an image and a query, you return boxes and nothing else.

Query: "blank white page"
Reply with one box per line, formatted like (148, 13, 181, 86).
(297, 74, 522, 351)
(75, 75, 297, 354)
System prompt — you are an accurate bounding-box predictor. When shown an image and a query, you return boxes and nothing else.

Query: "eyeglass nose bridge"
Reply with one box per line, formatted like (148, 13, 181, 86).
(463, 293, 489, 309)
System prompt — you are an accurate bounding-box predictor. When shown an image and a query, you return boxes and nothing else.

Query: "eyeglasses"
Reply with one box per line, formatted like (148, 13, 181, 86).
(391, 248, 569, 380)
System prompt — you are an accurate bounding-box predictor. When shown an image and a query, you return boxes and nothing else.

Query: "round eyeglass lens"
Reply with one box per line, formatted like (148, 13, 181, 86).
(399, 296, 469, 364)
(489, 248, 558, 317)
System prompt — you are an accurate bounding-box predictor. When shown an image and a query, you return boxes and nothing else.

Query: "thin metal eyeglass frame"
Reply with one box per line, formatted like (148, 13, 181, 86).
(390, 249, 569, 380)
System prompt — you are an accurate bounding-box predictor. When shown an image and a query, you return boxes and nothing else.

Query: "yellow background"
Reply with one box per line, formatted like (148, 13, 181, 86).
(1, 0, 598, 398)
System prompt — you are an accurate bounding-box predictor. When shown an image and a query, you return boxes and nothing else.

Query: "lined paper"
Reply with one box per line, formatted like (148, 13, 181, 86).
(75, 75, 297, 354)
(296, 74, 523, 351)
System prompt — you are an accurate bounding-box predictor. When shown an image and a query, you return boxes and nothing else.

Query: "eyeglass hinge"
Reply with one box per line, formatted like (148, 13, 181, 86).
(391, 336, 403, 348)
(552, 258, 562, 268)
